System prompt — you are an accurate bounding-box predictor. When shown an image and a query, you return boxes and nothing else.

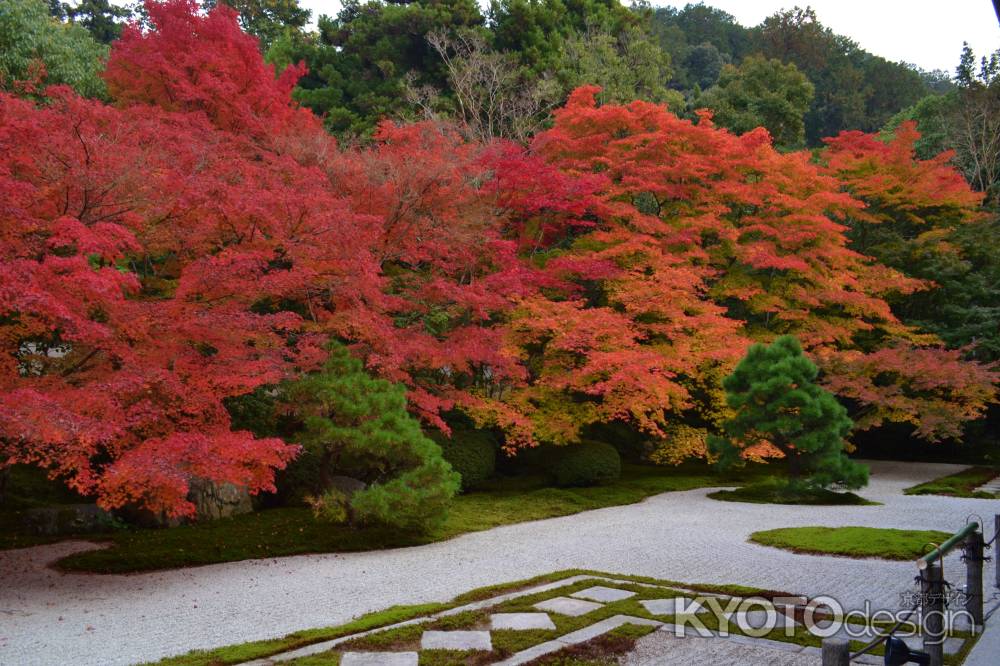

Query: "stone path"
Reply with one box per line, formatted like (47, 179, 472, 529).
(2, 460, 999, 665)
(973, 473, 1000, 495)
(340, 653, 417, 666)
(490, 613, 555, 631)
(494, 614, 662, 666)
(249, 574, 914, 665)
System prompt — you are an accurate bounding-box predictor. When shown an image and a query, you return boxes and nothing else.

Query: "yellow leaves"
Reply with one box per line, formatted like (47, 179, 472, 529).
(647, 424, 709, 465)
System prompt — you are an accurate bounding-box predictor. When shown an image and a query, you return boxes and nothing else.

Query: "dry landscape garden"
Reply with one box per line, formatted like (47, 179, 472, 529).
(2, 1, 1000, 665)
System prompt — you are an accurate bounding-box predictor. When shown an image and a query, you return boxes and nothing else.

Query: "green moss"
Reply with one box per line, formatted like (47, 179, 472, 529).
(418, 649, 488, 665)
(338, 623, 423, 651)
(149, 566, 957, 666)
(142, 603, 444, 666)
(749, 526, 954, 560)
(904, 467, 999, 498)
(48, 462, 777, 572)
(607, 623, 658, 640)
(491, 628, 557, 655)
(525, 620, 646, 665)
(708, 480, 877, 505)
(425, 610, 488, 631)
(147, 569, 799, 666)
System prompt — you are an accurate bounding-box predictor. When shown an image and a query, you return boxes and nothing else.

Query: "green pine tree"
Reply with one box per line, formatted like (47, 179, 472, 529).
(708, 336, 868, 490)
(284, 342, 460, 532)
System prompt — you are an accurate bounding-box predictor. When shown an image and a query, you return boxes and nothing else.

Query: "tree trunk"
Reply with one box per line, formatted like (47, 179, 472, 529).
(0, 466, 9, 506)
(318, 448, 333, 491)
(784, 443, 800, 482)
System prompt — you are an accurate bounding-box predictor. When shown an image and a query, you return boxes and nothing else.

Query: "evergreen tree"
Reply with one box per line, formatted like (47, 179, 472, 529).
(700, 54, 814, 148)
(284, 343, 460, 532)
(62, 0, 133, 44)
(205, 0, 311, 51)
(709, 336, 868, 490)
(1, 0, 108, 98)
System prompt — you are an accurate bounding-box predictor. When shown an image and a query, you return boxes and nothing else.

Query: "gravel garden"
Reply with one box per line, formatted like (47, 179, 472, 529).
(3, 3, 1000, 666)
(148, 571, 978, 665)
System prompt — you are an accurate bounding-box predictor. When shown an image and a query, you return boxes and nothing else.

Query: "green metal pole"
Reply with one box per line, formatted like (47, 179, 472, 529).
(917, 522, 979, 570)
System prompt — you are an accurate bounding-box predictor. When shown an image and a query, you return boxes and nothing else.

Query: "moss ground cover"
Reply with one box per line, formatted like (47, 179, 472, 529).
(708, 479, 877, 505)
(749, 526, 954, 560)
(143, 571, 780, 666)
(4, 462, 775, 573)
(903, 467, 999, 498)
(145, 568, 978, 666)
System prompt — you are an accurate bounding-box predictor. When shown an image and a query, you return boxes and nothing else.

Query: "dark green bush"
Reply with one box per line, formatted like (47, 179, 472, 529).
(429, 428, 497, 491)
(582, 421, 648, 463)
(551, 440, 622, 487)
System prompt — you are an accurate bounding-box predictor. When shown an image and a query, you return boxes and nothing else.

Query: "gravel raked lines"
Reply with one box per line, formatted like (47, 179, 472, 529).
(1, 460, 996, 666)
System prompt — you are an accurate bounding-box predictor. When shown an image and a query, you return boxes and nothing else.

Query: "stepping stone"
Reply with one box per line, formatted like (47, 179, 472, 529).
(490, 612, 556, 631)
(640, 597, 706, 616)
(420, 630, 492, 651)
(571, 585, 636, 603)
(492, 639, 566, 665)
(340, 652, 419, 666)
(557, 614, 662, 646)
(534, 596, 603, 617)
(972, 473, 1000, 494)
(724, 609, 800, 633)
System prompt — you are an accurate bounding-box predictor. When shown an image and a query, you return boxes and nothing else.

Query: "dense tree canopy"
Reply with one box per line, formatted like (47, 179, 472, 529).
(699, 54, 814, 148)
(50, 0, 133, 44)
(1, 0, 109, 97)
(271, 0, 485, 135)
(205, 0, 311, 50)
(489, 87, 996, 451)
(649, 4, 930, 146)
(0, 0, 996, 516)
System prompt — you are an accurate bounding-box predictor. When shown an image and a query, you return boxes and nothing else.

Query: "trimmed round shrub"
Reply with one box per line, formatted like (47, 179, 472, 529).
(551, 440, 621, 487)
(430, 428, 497, 491)
(582, 421, 648, 463)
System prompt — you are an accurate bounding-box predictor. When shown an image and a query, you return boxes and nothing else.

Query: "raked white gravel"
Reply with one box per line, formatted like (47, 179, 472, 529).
(1, 460, 997, 666)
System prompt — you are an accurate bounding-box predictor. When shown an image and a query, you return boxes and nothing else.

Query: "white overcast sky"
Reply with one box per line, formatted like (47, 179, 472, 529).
(293, 0, 1000, 73)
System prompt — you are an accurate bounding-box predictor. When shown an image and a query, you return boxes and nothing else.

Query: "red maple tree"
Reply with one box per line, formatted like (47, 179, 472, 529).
(1, 3, 995, 516)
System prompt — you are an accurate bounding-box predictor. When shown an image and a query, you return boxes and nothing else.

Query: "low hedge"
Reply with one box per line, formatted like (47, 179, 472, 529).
(551, 440, 621, 487)
(430, 427, 497, 491)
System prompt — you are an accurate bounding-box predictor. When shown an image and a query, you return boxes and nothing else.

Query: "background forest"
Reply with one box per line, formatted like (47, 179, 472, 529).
(2, 0, 999, 537)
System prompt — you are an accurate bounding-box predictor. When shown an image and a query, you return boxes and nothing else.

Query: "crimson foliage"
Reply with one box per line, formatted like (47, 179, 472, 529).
(1, 1, 995, 515)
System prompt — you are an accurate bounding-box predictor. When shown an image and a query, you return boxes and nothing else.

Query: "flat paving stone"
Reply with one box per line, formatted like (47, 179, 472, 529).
(420, 630, 492, 651)
(559, 614, 661, 645)
(723, 609, 799, 634)
(640, 597, 706, 616)
(571, 585, 636, 603)
(490, 612, 556, 631)
(534, 596, 603, 617)
(972, 473, 1000, 494)
(340, 652, 419, 666)
(492, 639, 566, 666)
